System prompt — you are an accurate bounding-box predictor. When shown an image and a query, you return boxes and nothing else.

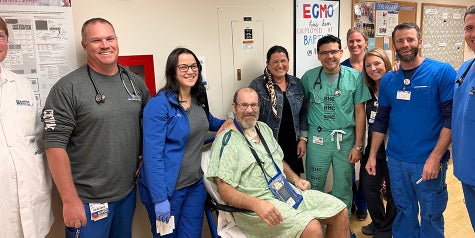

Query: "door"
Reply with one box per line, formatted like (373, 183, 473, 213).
(218, 7, 272, 114)
(231, 21, 264, 92)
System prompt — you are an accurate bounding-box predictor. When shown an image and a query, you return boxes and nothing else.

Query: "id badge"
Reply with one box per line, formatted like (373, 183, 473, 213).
(128, 95, 142, 101)
(89, 203, 108, 221)
(396, 90, 411, 100)
(313, 136, 324, 145)
(369, 110, 377, 124)
(268, 172, 303, 209)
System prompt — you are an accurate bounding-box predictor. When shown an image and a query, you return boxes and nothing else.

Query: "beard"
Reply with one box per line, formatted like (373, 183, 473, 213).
(396, 46, 419, 63)
(238, 114, 257, 129)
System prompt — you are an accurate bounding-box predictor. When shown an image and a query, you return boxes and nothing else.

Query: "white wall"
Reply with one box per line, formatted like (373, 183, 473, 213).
(46, 0, 473, 237)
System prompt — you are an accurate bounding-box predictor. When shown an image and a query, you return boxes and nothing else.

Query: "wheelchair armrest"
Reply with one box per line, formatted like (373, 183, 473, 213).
(206, 195, 251, 213)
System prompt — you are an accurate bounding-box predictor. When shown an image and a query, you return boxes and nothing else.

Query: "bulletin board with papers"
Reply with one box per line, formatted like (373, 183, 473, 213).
(351, 0, 418, 63)
(421, 3, 466, 70)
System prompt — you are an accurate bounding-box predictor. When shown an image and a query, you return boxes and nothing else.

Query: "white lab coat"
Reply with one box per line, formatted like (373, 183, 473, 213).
(0, 65, 53, 238)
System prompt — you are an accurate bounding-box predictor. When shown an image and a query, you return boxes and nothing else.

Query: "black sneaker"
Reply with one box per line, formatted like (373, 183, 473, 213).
(356, 209, 368, 221)
(361, 223, 375, 236)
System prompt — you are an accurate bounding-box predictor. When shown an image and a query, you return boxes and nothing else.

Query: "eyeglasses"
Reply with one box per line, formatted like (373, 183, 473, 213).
(317, 49, 341, 56)
(236, 103, 259, 111)
(0, 33, 7, 42)
(177, 64, 199, 72)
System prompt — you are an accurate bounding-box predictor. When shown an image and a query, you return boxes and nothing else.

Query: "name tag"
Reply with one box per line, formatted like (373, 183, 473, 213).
(369, 110, 377, 123)
(313, 136, 324, 145)
(89, 203, 108, 221)
(396, 90, 411, 100)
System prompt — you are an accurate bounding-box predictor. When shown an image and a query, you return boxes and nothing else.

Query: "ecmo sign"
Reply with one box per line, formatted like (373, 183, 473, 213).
(303, 3, 335, 18)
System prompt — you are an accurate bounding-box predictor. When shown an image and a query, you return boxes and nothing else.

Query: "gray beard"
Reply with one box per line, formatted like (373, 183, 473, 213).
(240, 118, 257, 130)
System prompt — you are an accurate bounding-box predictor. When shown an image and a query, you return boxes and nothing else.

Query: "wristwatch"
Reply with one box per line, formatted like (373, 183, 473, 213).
(299, 137, 308, 143)
(352, 145, 364, 153)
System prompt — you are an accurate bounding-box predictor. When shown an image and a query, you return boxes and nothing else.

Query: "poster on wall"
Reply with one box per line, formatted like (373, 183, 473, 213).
(353, 2, 375, 38)
(374, 2, 398, 37)
(294, 0, 340, 78)
(0, 4, 77, 108)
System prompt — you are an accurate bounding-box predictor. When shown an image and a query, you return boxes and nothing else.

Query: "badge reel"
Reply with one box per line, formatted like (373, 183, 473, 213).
(403, 78, 411, 90)
(397, 78, 412, 100)
(268, 172, 303, 209)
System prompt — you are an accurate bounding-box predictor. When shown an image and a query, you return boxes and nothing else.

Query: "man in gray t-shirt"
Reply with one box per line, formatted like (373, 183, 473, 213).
(41, 18, 149, 238)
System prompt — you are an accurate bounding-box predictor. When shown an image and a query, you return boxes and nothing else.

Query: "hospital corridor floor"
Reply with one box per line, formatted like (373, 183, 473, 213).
(349, 159, 473, 238)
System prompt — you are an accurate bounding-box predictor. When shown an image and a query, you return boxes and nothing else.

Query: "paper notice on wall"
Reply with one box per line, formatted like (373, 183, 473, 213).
(0, 5, 77, 108)
(375, 2, 399, 37)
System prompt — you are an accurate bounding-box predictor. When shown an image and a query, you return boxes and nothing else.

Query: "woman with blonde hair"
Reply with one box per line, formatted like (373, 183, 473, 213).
(361, 48, 396, 238)
(342, 28, 369, 221)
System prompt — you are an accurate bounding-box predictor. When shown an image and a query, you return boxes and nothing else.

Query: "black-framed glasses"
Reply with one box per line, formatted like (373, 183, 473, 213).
(236, 103, 259, 111)
(317, 49, 341, 56)
(177, 64, 199, 72)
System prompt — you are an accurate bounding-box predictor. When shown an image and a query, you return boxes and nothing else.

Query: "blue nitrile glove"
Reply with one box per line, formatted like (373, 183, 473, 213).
(154, 200, 171, 223)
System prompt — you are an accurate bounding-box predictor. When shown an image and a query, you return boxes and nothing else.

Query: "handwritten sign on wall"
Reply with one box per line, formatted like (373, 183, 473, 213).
(294, 0, 340, 78)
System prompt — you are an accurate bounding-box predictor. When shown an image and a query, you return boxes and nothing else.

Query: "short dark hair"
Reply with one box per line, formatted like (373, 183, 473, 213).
(391, 22, 420, 44)
(0, 17, 8, 37)
(81, 18, 115, 41)
(465, 5, 475, 20)
(266, 45, 289, 63)
(317, 35, 341, 52)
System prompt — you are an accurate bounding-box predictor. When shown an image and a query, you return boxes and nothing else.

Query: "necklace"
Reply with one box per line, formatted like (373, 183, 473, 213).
(179, 95, 192, 110)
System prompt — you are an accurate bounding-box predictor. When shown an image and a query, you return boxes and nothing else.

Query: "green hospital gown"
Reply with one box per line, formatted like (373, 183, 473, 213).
(207, 121, 346, 238)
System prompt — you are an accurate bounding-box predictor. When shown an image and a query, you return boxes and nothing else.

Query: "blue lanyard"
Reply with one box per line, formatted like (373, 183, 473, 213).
(232, 119, 282, 181)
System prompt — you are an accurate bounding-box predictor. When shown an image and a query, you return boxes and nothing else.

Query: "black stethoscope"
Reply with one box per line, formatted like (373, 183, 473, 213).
(455, 58, 475, 86)
(87, 64, 140, 103)
(313, 67, 342, 96)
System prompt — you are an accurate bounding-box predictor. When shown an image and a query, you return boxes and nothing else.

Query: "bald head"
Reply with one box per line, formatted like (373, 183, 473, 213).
(233, 87, 258, 105)
(232, 87, 259, 130)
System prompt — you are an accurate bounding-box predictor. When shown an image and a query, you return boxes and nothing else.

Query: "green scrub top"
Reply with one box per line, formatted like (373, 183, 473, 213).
(301, 65, 371, 131)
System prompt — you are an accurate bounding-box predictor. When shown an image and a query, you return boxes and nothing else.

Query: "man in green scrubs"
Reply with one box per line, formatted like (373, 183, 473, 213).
(301, 35, 371, 212)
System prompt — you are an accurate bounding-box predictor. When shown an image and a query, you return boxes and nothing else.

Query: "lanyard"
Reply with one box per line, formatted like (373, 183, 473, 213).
(233, 119, 282, 182)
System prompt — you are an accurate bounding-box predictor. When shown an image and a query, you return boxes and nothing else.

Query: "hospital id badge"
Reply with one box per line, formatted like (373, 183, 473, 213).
(268, 172, 303, 209)
(313, 136, 324, 145)
(369, 110, 377, 124)
(89, 203, 109, 221)
(396, 90, 411, 100)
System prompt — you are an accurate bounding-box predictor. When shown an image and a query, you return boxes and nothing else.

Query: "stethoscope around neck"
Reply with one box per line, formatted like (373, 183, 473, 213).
(313, 67, 342, 96)
(87, 64, 140, 103)
(455, 58, 475, 86)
